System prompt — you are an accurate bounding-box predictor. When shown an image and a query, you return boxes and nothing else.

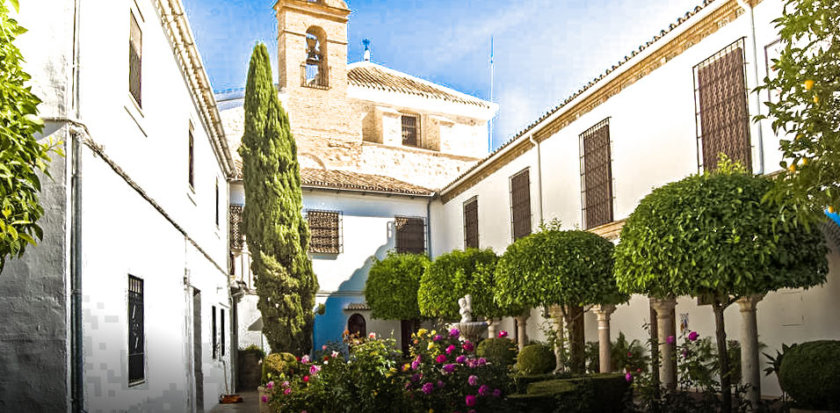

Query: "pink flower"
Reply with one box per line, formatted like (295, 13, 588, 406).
(435, 354, 447, 363)
(422, 382, 434, 394)
(282, 381, 290, 388)
(446, 344, 456, 355)
(331, 350, 340, 358)
(666, 335, 675, 344)
(322, 344, 328, 351)
(455, 355, 466, 364)
(266, 381, 275, 390)
(443, 363, 456, 373)
(283, 388, 291, 395)
(688, 331, 699, 341)
(465, 394, 477, 407)
(437, 380, 445, 388)
(462, 341, 474, 352)
(477, 358, 486, 366)
(478, 384, 490, 396)
(468, 375, 478, 386)
(492, 388, 502, 398)
(369, 332, 376, 339)
(405, 381, 412, 389)
(261, 395, 268, 403)
(625, 372, 633, 382)
(627, 352, 633, 357)
(309, 365, 321, 375)
(498, 330, 508, 338)
(300, 355, 310, 364)
(449, 328, 460, 338)
(433, 334, 442, 342)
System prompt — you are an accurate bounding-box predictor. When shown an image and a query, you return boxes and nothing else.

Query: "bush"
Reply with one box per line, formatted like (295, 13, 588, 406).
(778, 340, 840, 410)
(365, 252, 428, 320)
(508, 373, 630, 413)
(477, 338, 518, 368)
(261, 352, 299, 384)
(241, 344, 266, 360)
(517, 344, 556, 375)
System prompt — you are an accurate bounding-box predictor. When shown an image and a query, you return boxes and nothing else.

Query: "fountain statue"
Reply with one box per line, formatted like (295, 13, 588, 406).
(451, 294, 488, 342)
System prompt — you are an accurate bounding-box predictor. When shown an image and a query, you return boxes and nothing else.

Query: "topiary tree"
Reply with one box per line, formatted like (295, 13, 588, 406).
(0, 1, 58, 273)
(614, 160, 828, 412)
(778, 340, 840, 410)
(516, 343, 556, 375)
(240, 43, 318, 355)
(495, 222, 626, 374)
(757, 0, 840, 224)
(365, 252, 428, 321)
(418, 248, 518, 323)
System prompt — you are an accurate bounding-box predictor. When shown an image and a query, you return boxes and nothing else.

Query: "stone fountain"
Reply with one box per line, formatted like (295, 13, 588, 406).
(450, 294, 487, 342)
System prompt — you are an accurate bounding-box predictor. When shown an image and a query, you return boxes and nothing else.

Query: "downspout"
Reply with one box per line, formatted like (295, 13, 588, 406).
(426, 193, 435, 258)
(70, 0, 85, 411)
(736, 0, 765, 174)
(528, 135, 544, 225)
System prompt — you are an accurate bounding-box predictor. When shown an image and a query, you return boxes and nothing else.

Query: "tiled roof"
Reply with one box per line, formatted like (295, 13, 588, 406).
(300, 168, 433, 196)
(348, 62, 492, 109)
(441, 0, 726, 194)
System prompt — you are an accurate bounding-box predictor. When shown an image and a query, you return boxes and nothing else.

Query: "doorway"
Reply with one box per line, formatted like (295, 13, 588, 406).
(193, 289, 204, 412)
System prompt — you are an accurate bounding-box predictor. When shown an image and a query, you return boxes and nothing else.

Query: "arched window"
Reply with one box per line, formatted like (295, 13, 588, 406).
(347, 313, 366, 337)
(303, 26, 328, 88)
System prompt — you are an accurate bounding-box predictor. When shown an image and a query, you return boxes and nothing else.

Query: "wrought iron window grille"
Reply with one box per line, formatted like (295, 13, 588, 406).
(128, 275, 145, 385)
(579, 118, 614, 230)
(463, 196, 479, 249)
(395, 216, 427, 254)
(307, 209, 343, 254)
(509, 168, 532, 241)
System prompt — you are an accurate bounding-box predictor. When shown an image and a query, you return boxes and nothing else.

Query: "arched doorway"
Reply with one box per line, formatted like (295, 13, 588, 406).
(347, 313, 366, 337)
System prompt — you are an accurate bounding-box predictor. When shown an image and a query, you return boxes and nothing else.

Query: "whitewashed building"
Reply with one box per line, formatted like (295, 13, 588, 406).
(430, 0, 840, 399)
(0, 0, 236, 412)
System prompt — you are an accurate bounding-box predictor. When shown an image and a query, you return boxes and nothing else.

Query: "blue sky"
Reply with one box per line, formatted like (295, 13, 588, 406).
(183, 0, 701, 150)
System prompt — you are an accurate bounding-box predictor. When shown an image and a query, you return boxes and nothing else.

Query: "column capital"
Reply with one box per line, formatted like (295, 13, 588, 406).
(592, 304, 616, 321)
(737, 294, 765, 312)
(650, 297, 677, 316)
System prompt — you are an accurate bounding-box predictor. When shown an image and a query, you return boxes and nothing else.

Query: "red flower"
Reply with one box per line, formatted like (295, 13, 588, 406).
(303, 375, 310, 383)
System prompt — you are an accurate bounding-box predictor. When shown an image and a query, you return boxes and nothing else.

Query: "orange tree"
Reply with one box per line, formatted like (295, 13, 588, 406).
(494, 221, 625, 373)
(614, 161, 827, 412)
(757, 0, 840, 223)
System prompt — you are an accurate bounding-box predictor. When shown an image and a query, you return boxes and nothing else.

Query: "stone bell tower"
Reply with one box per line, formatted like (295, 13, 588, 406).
(274, 0, 357, 144)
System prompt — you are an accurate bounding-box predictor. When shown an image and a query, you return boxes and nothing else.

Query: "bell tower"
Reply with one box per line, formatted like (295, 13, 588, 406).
(274, 0, 357, 143)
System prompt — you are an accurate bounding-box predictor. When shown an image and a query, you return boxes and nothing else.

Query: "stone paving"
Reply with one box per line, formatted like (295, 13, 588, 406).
(209, 391, 260, 413)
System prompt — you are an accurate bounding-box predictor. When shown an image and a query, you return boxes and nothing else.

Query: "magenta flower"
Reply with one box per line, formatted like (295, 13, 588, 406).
(682, 349, 689, 359)
(625, 372, 633, 382)
(465, 394, 477, 407)
(261, 395, 268, 403)
(468, 375, 478, 386)
(422, 382, 434, 394)
(433, 334, 442, 342)
(283, 387, 291, 395)
(666, 335, 675, 344)
(477, 357, 486, 366)
(446, 344, 456, 355)
(443, 363, 456, 373)
(437, 380, 445, 388)
(309, 365, 321, 375)
(405, 381, 412, 389)
(498, 330, 508, 338)
(455, 355, 466, 364)
(282, 381, 290, 388)
(627, 352, 633, 357)
(435, 354, 447, 364)
(303, 375, 310, 383)
(492, 388, 502, 398)
(449, 328, 460, 338)
(300, 355, 310, 364)
(462, 341, 474, 352)
(411, 373, 421, 382)
(266, 381, 275, 390)
(688, 331, 699, 341)
(478, 384, 490, 396)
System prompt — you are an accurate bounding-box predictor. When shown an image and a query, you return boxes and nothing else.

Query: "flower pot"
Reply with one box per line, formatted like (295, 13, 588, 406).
(237, 350, 262, 390)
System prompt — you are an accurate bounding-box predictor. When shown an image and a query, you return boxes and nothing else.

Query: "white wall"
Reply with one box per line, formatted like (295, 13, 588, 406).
(432, 0, 840, 398)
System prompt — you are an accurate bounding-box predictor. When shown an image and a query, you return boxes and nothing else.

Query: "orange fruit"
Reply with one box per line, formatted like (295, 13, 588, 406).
(804, 80, 815, 90)
(802, 158, 809, 166)
(814, 95, 820, 104)
(789, 164, 797, 172)
(796, 134, 804, 140)
(829, 206, 835, 214)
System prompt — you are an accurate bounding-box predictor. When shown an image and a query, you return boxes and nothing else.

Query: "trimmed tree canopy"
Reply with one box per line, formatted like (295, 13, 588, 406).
(418, 248, 516, 320)
(494, 224, 625, 309)
(614, 163, 828, 299)
(1, 2, 56, 273)
(365, 252, 429, 321)
(240, 43, 318, 354)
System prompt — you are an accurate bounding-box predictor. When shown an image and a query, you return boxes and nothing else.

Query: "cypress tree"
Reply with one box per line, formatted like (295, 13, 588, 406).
(239, 43, 318, 354)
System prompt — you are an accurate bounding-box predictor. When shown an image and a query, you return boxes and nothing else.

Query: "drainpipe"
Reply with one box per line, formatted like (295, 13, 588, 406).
(736, 0, 765, 175)
(426, 193, 435, 258)
(70, 0, 85, 410)
(528, 135, 544, 225)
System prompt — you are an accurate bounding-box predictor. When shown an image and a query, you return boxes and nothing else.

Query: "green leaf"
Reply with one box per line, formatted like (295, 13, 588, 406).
(10, 0, 19, 13)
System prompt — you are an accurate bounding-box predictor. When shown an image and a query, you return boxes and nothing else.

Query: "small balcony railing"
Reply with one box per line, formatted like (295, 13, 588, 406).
(301, 63, 329, 89)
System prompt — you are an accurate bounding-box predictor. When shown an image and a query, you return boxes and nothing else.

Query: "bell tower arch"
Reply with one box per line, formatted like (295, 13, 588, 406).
(274, 0, 357, 143)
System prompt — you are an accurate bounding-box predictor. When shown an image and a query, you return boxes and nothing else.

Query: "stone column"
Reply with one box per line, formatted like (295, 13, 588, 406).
(738, 294, 764, 410)
(650, 297, 677, 389)
(486, 318, 497, 339)
(515, 314, 528, 351)
(592, 304, 616, 373)
(549, 305, 566, 372)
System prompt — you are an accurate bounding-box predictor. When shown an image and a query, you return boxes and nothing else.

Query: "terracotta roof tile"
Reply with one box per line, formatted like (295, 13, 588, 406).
(348, 62, 492, 109)
(300, 168, 433, 196)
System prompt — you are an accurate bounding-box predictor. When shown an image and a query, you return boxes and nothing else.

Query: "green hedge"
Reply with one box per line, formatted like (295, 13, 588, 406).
(517, 344, 556, 375)
(778, 340, 840, 410)
(507, 373, 630, 412)
(477, 338, 518, 368)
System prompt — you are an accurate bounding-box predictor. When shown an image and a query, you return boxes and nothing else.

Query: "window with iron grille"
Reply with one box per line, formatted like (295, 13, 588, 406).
(510, 169, 531, 241)
(128, 275, 144, 385)
(212, 305, 217, 359)
(230, 205, 244, 251)
(215, 179, 219, 227)
(463, 196, 479, 249)
(188, 130, 195, 189)
(402, 115, 418, 147)
(307, 210, 342, 254)
(580, 118, 613, 230)
(221, 308, 226, 356)
(395, 216, 426, 254)
(129, 12, 142, 107)
(694, 38, 751, 172)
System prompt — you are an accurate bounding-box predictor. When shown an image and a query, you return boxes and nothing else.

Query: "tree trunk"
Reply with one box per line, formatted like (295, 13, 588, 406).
(713, 301, 732, 413)
(563, 305, 585, 374)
